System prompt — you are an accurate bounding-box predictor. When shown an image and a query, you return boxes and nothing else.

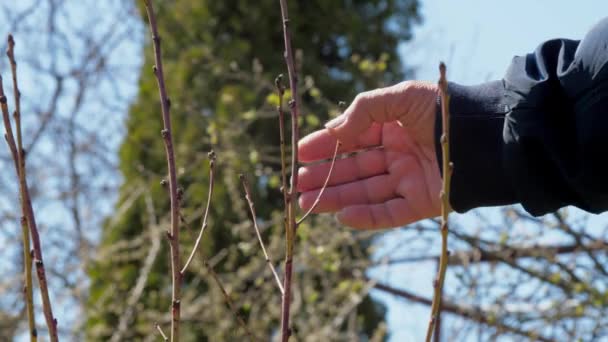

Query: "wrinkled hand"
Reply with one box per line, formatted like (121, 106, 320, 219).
(297, 81, 442, 229)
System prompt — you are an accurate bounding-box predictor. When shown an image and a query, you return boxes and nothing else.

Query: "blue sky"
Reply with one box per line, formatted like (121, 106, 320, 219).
(370, 2, 608, 341)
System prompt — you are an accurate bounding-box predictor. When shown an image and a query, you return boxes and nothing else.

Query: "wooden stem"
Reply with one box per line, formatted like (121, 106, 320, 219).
(278, 0, 300, 340)
(142, 2, 182, 341)
(425, 62, 452, 342)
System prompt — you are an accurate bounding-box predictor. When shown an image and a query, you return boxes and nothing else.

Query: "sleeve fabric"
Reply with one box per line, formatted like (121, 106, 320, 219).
(435, 17, 608, 215)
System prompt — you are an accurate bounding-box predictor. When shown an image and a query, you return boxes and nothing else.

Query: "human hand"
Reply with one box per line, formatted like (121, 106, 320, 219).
(297, 81, 442, 229)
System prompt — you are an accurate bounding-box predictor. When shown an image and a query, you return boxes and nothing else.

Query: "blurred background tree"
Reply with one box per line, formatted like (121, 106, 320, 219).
(85, 0, 421, 340)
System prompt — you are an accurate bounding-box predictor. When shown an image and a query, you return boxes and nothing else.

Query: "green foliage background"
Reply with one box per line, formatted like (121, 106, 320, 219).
(86, 0, 421, 340)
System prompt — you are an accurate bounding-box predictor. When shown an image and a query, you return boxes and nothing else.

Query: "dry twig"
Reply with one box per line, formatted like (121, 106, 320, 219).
(425, 62, 453, 342)
(8, 34, 37, 342)
(204, 261, 256, 341)
(181, 151, 216, 274)
(278, 1, 300, 340)
(155, 322, 168, 341)
(240, 174, 284, 294)
(142, 2, 182, 340)
(297, 141, 340, 225)
(2, 34, 57, 342)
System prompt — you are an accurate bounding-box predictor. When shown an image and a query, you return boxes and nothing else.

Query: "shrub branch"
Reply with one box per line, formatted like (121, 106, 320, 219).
(240, 174, 284, 294)
(1, 35, 57, 342)
(142, 2, 182, 341)
(425, 62, 452, 342)
(278, 0, 300, 340)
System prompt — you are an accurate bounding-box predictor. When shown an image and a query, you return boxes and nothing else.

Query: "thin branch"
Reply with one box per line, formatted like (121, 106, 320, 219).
(155, 323, 168, 342)
(373, 281, 554, 342)
(297, 141, 340, 225)
(110, 193, 163, 342)
(426, 62, 452, 342)
(7, 35, 22, 160)
(204, 260, 255, 341)
(275, 74, 288, 213)
(2, 35, 57, 342)
(278, 1, 300, 340)
(239, 174, 284, 294)
(181, 151, 216, 274)
(372, 240, 608, 267)
(142, 2, 182, 341)
(8, 34, 36, 342)
(553, 212, 608, 276)
(21, 217, 36, 342)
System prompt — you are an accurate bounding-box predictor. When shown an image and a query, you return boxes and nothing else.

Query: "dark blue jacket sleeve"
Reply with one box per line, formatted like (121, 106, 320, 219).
(436, 17, 608, 215)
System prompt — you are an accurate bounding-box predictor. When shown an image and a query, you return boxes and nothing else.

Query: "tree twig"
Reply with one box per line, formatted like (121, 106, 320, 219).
(8, 34, 37, 342)
(275, 75, 288, 213)
(21, 217, 36, 341)
(204, 260, 256, 341)
(425, 62, 452, 342)
(240, 174, 284, 294)
(110, 193, 163, 342)
(2, 34, 57, 342)
(371, 239, 608, 267)
(278, 1, 300, 340)
(181, 151, 216, 274)
(155, 322, 168, 341)
(373, 281, 553, 342)
(296, 141, 340, 225)
(142, 2, 182, 341)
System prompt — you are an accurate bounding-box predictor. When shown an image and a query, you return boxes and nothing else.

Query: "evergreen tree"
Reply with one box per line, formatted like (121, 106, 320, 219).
(87, 1, 421, 340)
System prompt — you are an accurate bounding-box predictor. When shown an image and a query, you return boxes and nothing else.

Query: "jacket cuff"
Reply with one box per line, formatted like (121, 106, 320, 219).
(434, 81, 518, 212)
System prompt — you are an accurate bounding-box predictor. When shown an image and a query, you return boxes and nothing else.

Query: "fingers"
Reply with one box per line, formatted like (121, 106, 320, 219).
(337, 198, 420, 230)
(324, 91, 383, 146)
(298, 123, 382, 162)
(298, 149, 387, 192)
(298, 173, 396, 213)
(324, 84, 407, 146)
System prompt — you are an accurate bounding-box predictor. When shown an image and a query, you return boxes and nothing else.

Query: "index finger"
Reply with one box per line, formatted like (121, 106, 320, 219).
(298, 122, 382, 163)
(324, 86, 395, 145)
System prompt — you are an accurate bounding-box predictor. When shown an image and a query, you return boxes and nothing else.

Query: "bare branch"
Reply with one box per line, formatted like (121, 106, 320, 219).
(426, 62, 452, 342)
(141, 1, 183, 340)
(155, 322, 168, 342)
(373, 281, 554, 342)
(374, 240, 608, 267)
(204, 260, 255, 341)
(111, 193, 164, 342)
(278, 1, 301, 340)
(7, 33, 37, 342)
(297, 141, 340, 225)
(240, 174, 284, 294)
(181, 151, 216, 274)
(275, 74, 288, 212)
(2, 35, 58, 342)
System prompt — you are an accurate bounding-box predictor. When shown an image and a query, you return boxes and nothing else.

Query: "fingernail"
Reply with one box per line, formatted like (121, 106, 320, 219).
(325, 115, 345, 129)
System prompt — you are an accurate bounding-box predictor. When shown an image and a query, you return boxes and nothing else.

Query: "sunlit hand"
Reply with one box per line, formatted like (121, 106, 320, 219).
(297, 81, 442, 229)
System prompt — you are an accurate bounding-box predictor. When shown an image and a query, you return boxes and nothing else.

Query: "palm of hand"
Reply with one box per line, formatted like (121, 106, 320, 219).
(298, 120, 441, 229)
